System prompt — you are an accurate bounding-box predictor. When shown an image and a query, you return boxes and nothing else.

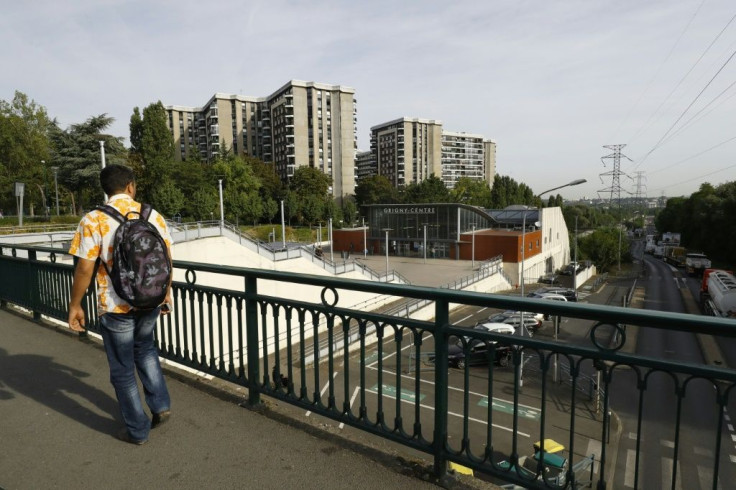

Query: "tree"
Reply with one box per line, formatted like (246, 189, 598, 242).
(212, 155, 261, 223)
(579, 227, 631, 271)
(451, 177, 491, 206)
(49, 114, 127, 213)
(290, 166, 332, 199)
(0, 91, 53, 214)
(262, 197, 279, 224)
(138, 102, 174, 204)
(489, 175, 535, 208)
(249, 158, 283, 201)
(354, 175, 398, 207)
(402, 174, 450, 203)
(152, 180, 185, 217)
(191, 189, 218, 221)
(129, 107, 143, 156)
(342, 197, 357, 226)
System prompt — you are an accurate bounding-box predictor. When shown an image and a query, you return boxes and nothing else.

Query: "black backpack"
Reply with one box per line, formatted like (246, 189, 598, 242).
(95, 204, 171, 309)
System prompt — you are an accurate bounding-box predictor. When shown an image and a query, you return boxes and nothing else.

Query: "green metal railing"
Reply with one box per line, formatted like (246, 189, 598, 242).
(2, 243, 736, 489)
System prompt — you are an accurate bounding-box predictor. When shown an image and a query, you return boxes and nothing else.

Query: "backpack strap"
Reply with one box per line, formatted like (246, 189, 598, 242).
(139, 203, 153, 222)
(95, 204, 126, 224)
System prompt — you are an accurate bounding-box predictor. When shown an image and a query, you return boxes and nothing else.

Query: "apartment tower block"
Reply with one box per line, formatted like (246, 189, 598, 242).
(165, 80, 357, 200)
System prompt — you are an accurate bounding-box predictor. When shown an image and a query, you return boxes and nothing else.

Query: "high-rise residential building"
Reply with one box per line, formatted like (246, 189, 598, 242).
(355, 150, 376, 181)
(368, 118, 496, 188)
(370, 118, 443, 187)
(164, 80, 357, 200)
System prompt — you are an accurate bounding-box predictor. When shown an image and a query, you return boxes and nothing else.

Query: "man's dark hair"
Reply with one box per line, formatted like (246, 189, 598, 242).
(100, 164, 135, 196)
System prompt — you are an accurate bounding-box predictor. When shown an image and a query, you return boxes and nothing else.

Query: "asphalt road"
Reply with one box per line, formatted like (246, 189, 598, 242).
(609, 250, 735, 490)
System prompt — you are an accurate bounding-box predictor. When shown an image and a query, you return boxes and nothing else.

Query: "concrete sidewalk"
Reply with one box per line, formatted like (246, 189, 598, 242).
(0, 307, 489, 490)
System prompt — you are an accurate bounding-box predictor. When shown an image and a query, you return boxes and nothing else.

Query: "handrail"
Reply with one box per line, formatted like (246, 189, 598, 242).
(2, 242, 735, 489)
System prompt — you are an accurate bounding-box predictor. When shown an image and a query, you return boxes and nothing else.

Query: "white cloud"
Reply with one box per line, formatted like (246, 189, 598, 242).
(2, 0, 735, 198)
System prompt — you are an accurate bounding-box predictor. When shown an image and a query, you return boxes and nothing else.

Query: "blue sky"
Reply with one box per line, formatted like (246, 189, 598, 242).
(2, 0, 735, 200)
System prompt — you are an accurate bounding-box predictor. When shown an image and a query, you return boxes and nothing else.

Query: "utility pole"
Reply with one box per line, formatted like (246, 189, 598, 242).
(632, 171, 647, 219)
(599, 144, 632, 270)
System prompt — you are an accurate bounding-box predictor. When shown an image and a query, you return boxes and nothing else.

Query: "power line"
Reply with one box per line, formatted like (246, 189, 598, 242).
(612, 0, 707, 141)
(627, 11, 736, 146)
(649, 134, 736, 175)
(648, 162, 736, 194)
(657, 78, 736, 146)
(636, 46, 736, 169)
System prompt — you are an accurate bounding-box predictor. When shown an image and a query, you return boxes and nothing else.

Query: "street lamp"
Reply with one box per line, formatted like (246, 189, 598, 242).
(218, 179, 224, 229)
(51, 166, 59, 216)
(362, 217, 367, 258)
(382, 228, 392, 276)
(518, 178, 586, 389)
(471, 223, 476, 269)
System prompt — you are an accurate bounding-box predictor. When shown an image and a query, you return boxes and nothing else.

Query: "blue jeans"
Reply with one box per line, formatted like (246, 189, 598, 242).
(100, 308, 170, 441)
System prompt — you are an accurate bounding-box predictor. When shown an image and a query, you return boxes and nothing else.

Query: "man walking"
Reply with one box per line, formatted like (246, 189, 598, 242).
(67, 164, 172, 445)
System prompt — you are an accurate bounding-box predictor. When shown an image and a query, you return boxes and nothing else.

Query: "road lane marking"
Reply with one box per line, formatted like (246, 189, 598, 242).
(364, 387, 530, 437)
(477, 397, 540, 420)
(370, 383, 425, 402)
(339, 386, 360, 429)
(730, 454, 736, 464)
(305, 371, 338, 417)
(661, 439, 675, 449)
(693, 446, 713, 457)
(364, 364, 541, 414)
(457, 314, 474, 323)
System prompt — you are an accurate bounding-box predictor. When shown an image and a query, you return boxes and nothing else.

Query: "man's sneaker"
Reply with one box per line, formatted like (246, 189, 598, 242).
(152, 410, 171, 429)
(116, 428, 147, 445)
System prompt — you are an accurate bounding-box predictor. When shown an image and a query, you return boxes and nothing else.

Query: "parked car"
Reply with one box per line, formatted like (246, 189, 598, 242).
(447, 323, 515, 369)
(501, 309, 545, 322)
(528, 292, 568, 320)
(528, 287, 577, 302)
(538, 273, 559, 285)
(487, 312, 542, 333)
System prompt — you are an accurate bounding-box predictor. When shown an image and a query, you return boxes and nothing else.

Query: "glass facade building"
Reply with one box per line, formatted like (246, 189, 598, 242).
(364, 204, 499, 258)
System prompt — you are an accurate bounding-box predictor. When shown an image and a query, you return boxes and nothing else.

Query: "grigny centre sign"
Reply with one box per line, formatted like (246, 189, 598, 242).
(381, 207, 436, 215)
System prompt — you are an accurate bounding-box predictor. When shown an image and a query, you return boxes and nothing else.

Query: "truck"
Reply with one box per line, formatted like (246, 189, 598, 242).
(685, 252, 711, 276)
(700, 269, 736, 318)
(644, 235, 656, 254)
(662, 232, 681, 245)
(663, 245, 686, 267)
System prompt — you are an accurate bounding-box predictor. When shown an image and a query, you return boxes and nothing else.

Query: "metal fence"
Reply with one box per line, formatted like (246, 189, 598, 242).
(2, 243, 736, 489)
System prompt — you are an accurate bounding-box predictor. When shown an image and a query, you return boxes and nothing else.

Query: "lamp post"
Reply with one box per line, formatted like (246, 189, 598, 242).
(382, 228, 392, 276)
(518, 178, 586, 389)
(218, 179, 224, 229)
(423, 224, 427, 264)
(328, 218, 334, 262)
(51, 167, 59, 216)
(363, 217, 367, 258)
(280, 200, 286, 249)
(471, 223, 476, 269)
(100, 141, 107, 201)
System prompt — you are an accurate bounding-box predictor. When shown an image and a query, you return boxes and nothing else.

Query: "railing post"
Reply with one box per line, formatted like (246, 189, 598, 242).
(433, 298, 450, 480)
(244, 275, 260, 406)
(28, 249, 42, 322)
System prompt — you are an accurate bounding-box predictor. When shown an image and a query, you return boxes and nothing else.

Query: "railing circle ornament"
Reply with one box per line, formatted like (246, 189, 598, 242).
(185, 269, 197, 285)
(590, 321, 626, 352)
(11, 248, 17, 257)
(320, 287, 338, 307)
(50, 252, 56, 263)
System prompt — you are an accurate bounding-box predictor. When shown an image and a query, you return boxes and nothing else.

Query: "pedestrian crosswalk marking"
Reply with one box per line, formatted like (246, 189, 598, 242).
(730, 454, 736, 464)
(586, 439, 601, 474)
(624, 450, 637, 488)
(697, 465, 722, 490)
(661, 439, 675, 449)
(661, 457, 682, 490)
